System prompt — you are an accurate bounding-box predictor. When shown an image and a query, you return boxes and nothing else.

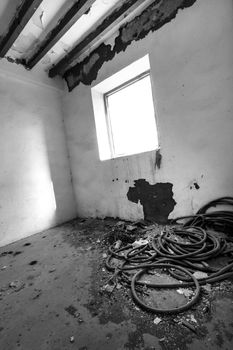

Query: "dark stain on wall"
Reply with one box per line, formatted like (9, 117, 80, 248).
(64, 0, 197, 91)
(127, 179, 176, 223)
(155, 149, 162, 169)
(189, 180, 200, 190)
(193, 182, 200, 190)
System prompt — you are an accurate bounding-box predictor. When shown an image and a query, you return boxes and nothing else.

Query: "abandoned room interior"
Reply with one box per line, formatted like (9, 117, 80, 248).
(0, 0, 233, 349)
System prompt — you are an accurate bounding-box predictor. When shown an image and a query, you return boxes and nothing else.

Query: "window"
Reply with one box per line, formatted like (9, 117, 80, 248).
(91, 55, 159, 160)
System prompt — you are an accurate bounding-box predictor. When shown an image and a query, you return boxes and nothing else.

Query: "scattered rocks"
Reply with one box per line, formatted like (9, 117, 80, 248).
(176, 288, 194, 298)
(114, 240, 122, 249)
(190, 314, 197, 324)
(9, 280, 25, 292)
(180, 319, 197, 333)
(0, 251, 13, 257)
(49, 268, 56, 273)
(70, 336, 75, 343)
(65, 305, 81, 319)
(202, 283, 212, 292)
(132, 238, 148, 248)
(153, 317, 162, 325)
(31, 289, 42, 300)
(116, 221, 125, 228)
(101, 283, 116, 294)
(13, 251, 23, 256)
(126, 225, 137, 232)
(202, 304, 210, 313)
(159, 337, 166, 342)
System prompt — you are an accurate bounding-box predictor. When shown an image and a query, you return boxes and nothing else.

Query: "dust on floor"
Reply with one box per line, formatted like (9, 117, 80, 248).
(0, 218, 233, 350)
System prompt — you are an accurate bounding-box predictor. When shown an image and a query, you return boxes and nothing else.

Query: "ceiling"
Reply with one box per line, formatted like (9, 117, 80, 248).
(0, 0, 197, 90)
(0, 1, 152, 72)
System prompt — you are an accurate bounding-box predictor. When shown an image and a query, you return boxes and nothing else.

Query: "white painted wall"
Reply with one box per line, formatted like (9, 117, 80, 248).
(63, 0, 233, 221)
(0, 60, 76, 247)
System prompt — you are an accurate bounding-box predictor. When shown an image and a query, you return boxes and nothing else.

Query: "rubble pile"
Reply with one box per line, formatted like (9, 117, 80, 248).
(104, 197, 233, 314)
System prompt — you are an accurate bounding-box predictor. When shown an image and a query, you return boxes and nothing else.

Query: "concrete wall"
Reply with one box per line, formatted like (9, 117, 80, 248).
(0, 60, 76, 247)
(62, 0, 233, 222)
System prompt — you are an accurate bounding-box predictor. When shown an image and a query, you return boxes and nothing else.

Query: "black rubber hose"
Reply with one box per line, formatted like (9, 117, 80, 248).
(197, 197, 233, 214)
(105, 199, 233, 315)
(126, 244, 148, 258)
(131, 263, 200, 314)
(164, 226, 207, 246)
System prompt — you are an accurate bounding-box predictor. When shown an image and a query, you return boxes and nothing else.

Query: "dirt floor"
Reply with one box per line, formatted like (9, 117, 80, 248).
(0, 218, 233, 350)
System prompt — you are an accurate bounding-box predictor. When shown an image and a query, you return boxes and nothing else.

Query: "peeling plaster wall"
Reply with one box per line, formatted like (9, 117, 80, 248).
(0, 60, 76, 247)
(63, 0, 233, 222)
(64, 0, 197, 90)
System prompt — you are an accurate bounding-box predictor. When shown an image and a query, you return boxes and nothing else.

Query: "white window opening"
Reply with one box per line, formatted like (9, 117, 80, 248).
(91, 55, 159, 160)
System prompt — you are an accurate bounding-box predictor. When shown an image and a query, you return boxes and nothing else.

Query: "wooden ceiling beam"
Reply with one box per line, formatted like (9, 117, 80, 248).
(0, 0, 43, 58)
(49, 0, 154, 78)
(26, 0, 96, 69)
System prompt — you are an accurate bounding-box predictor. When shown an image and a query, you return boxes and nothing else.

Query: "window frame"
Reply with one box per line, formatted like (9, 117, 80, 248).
(103, 69, 152, 158)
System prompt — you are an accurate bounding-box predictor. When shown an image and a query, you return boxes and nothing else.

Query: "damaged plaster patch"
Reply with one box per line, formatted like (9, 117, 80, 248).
(65, 43, 113, 87)
(83, 52, 100, 75)
(127, 179, 176, 223)
(32, 7, 44, 30)
(104, 30, 120, 49)
(64, 0, 197, 91)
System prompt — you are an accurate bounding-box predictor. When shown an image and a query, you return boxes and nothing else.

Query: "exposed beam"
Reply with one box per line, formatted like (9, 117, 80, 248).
(0, 0, 43, 58)
(49, 0, 155, 78)
(26, 0, 96, 69)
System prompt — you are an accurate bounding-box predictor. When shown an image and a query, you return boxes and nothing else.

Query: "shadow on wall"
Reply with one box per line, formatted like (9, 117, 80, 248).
(127, 179, 176, 224)
(40, 104, 74, 225)
(19, 119, 57, 227)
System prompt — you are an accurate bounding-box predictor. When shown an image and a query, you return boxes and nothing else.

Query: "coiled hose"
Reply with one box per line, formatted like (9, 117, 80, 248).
(105, 197, 233, 314)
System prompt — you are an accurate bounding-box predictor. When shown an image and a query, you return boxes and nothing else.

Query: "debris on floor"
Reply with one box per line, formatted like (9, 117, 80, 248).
(176, 288, 194, 298)
(9, 280, 25, 292)
(126, 225, 137, 232)
(0, 197, 233, 350)
(132, 238, 149, 248)
(180, 319, 197, 333)
(103, 197, 233, 314)
(70, 336, 75, 343)
(65, 305, 80, 319)
(202, 283, 212, 292)
(153, 317, 162, 325)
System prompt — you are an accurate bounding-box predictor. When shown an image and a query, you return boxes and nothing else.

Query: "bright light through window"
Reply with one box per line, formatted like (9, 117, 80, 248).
(105, 73, 158, 157)
(91, 55, 159, 160)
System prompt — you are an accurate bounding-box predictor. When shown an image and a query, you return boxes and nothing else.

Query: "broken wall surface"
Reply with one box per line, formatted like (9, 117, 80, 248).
(0, 60, 76, 247)
(64, 0, 233, 223)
